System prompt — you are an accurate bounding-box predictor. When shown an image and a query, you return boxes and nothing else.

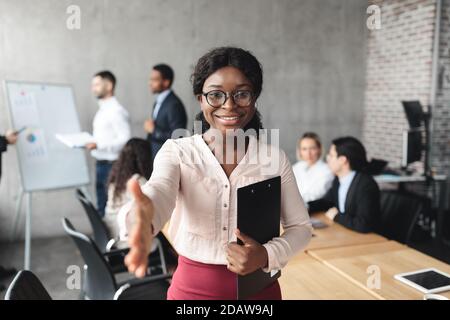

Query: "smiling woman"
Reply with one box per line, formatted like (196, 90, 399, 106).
(120, 47, 313, 300)
(192, 47, 264, 137)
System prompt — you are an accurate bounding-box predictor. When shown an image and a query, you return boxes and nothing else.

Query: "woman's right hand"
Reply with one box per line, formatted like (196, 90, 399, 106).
(124, 178, 155, 278)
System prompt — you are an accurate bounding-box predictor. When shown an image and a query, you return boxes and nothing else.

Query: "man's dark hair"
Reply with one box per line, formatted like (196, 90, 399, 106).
(332, 136, 368, 172)
(94, 70, 116, 90)
(191, 47, 264, 137)
(153, 64, 174, 86)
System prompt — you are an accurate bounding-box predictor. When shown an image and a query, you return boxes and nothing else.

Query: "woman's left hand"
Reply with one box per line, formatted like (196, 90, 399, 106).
(226, 229, 268, 276)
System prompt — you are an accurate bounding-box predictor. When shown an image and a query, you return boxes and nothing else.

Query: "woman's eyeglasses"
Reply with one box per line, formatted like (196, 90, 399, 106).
(202, 90, 254, 108)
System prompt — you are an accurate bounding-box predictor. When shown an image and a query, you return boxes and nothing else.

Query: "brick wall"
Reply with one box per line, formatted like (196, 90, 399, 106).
(363, 0, 437, 173)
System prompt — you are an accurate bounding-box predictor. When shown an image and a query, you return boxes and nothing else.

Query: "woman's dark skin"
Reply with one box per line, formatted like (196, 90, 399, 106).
(125, 66, 268, 278)
(200, 66, 255, 177)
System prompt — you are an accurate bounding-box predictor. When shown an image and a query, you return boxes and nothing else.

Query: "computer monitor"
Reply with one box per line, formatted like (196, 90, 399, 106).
(401, 101, 432, 176)
(401, 129, 423, 169)
(402, 101, 425, 129)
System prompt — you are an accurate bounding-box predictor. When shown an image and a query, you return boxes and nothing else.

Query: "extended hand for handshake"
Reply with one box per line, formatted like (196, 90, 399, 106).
(123, 177, 269, 278)
(124, 178, 155, 278)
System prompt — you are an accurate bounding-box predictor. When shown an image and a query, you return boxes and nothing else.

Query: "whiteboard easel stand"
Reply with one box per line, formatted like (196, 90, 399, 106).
(4, 80, 92, 271)
(10, 187, 33, 270)
(10, 185, 91, 270)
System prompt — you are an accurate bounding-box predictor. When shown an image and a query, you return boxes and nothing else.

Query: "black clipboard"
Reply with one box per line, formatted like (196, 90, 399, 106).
(236, 176, 281, 300)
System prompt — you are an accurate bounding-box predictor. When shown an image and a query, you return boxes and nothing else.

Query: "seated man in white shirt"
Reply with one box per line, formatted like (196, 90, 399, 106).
(85, 71, 131, 217)
(292, 132, 334, 203)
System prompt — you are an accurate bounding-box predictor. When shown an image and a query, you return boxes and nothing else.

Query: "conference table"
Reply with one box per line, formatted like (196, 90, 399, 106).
(282, 213, 450, 300)
(307, 240, 450, 300)
(278, 251, 377, 300)
(306, 214, 387, 250)
(162, 213, 450, 300)
(279, 213, 387, 299)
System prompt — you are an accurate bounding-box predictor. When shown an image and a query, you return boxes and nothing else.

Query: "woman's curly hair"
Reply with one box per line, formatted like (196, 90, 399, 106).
(107, 138, 153, 203)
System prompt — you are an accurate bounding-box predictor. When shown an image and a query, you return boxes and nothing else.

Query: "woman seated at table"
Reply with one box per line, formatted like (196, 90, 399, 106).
(104, 138, 152, 243)
(308, 136, 380, 233)
(292, 132, 334, 203)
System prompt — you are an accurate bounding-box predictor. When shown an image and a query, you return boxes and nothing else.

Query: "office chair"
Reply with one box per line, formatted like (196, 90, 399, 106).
(4, 270, 52, 300)
(379, 190, 424, 244)
(62, 218, 171, 300)
(75, 189, 115, 251)
(75, 189, 168, 275)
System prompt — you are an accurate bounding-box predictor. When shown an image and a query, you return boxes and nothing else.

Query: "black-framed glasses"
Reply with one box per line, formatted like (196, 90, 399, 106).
(202, 90, 254, 108)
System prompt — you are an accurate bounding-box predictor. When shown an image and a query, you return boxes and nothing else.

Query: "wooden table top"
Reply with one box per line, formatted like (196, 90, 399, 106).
(308, 241, 450, 300)
(279, 251, 377, 300)
(162, 215, 450, 300)
(306, 214, 388, 251)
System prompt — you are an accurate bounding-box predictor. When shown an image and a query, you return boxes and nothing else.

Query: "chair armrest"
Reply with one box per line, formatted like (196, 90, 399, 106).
(119, 273, 172, 288)
(103, 247, 130, 258)
(114, 273, 172, 300)
(106, 238, 118, 251)
(103, 248, 130, 272)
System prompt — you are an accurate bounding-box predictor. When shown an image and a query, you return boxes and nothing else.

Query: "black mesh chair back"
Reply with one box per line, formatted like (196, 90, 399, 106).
(62, 217, 117, 300)
(4, 270, 52, 300)
(380, 190, 423, 244)
(75, 189, 111, 252)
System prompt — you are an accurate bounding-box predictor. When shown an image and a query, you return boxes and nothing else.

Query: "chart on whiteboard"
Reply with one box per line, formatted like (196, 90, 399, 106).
(4, 80, 90, 192)
(10, 91, 48, 162)
(22, 127, 48, 161)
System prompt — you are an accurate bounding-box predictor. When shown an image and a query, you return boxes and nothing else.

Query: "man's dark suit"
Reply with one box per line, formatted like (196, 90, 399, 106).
(0, 135, 17, 283)
(0, 135, 7, 180)
(147, 91, 187, 159)
(308, 172, 381, 233)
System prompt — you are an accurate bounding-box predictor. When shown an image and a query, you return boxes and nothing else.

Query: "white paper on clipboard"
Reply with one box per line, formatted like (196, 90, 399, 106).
(55, 132, 95, 148)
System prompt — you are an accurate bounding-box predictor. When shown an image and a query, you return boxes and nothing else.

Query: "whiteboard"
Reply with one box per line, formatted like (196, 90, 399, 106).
(4, 80, 90, 192)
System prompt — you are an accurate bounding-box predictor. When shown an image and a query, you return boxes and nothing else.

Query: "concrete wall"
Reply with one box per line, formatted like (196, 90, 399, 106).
(0, 0, 368, 241)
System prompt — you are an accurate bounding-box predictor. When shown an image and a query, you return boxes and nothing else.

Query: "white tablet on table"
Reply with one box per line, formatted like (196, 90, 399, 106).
(394, 268, 450, 294)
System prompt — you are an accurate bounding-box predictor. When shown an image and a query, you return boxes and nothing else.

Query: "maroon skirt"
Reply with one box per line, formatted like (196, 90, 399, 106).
(167, 255, 282, 300)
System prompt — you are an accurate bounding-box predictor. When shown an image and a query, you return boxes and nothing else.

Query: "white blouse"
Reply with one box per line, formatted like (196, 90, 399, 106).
(105, 174, 147, 240)
(292, 159, 334, 203)
(119, 133, 312, 273)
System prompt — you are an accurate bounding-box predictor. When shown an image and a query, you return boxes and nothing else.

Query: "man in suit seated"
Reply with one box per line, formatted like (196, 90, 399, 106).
(308, 136, 380, 233)
(144, 64, 187, 161)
